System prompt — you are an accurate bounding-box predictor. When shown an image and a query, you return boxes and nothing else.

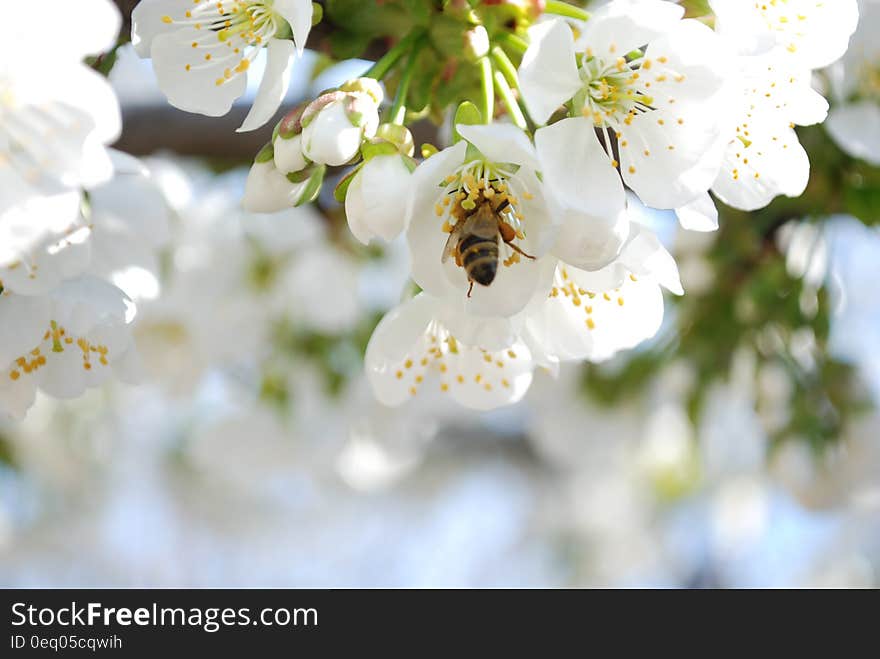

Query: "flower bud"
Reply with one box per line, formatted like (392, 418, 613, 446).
(301, 81, 383, 166)
(345, 153, 413, 245)
(339, 77, 384, 106)
(463, 26, 490, 62)
(243, 153, 308, 214)
(374, 124, 415, 157)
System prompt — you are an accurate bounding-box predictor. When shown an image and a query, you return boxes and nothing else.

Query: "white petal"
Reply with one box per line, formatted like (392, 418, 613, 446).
(461, 252, 556, 319)
(131, 0, 183, 57)
(457, 123, 540, 171)
(712, 123, 810, 211)
(0, 376, 37, 421)
(301, 100, 368, 166)
(365, 294, 438, 407)
(618, 225, 684, 295)
(150, 29, 248, 117)
(274, 0, 314, 53)
(526, 264, 665, 363)
(519, 20, 582, 125)
(581, 0, 685, 56)
(617, 20, 730, 208)
(273, 134, 308, 173)
(676, 193, 719, 232)
(242, 161, 306, 213)
(711, 0, 859, 70)
(0, 295, 52, 368)
(365, 294, 535, 411)
(238, 39, 297, 132)
(827, 102, 880, 167)
(346, 155, 411, 245)
(445, 340, 534, 411)
(536, 118, 629, 269)
(38, 0, 121, 59)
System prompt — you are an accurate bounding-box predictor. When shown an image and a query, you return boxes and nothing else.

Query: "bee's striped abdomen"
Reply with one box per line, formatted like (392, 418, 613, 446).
(459, 234, 499, 287)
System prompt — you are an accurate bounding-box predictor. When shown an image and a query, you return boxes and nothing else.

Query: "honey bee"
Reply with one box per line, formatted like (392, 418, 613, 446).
(442, 199, 535, 296)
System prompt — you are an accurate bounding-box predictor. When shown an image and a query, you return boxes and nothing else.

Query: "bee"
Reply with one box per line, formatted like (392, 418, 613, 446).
(442, 199, 535, 296)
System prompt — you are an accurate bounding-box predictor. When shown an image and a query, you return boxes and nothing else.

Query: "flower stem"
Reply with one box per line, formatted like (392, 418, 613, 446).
(544, 1, 591, 22)
(363, 30, 424, 81)
(389, 44, 422, 125)
(493, 71, 527, 131)
(491, 46, 519, 88)
(478, 57, 495, 123)
(495, 32, 529, 57)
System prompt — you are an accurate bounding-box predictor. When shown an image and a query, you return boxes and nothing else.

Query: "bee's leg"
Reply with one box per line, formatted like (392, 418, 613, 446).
(506, 241, 536, 261)
(467, 280, 474, 298)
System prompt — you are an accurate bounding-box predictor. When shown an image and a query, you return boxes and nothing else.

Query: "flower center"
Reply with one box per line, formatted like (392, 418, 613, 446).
(434, 160, 534, 268)
(575, 50, 657, 128)
(7, 321, 111, 382)
(163, 0, 285, 86)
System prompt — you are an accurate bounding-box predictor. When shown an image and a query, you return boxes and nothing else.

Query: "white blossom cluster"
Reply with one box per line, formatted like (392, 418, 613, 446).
(0, 0, 870, 418)
(223, 0, 859, 411)
(0, 0, 177, 419)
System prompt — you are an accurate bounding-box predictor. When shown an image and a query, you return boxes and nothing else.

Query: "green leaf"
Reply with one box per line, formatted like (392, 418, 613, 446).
(452, 101, 482, 144)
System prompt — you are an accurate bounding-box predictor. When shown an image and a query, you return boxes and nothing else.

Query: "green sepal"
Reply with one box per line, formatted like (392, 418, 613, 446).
(361, 139, 401, 161)
(255, 142, 275, 164)
(275, 20, 292, 41)
(295, 165, 326, 207)
(334, 165, 363, 204)
(421, 143, 439, 159)
(287, 168, 311, 184)
(402, 155, 418, 174)
(277, 103, 308, 139)
(311, 2, 323, 25)
(452, 102, 482, 144)
(464, 142, 483, 163)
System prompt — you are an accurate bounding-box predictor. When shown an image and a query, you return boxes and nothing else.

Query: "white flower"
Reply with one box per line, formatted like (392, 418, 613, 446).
(300, 81, 383, 166)
(826, 0, 880, 165)
(518, 3, 731, 208)
(132, 0, 313, 131)
(0, 0, 121, 215)
(0, 277, 139, 420)
(406, 123, 558, 318)
(709, 0, 859, 70)
(365, 293, 541, 411)
(345, 153, 413, 245)
(523, 222, 683, 364)
(710, 50, 830, 211)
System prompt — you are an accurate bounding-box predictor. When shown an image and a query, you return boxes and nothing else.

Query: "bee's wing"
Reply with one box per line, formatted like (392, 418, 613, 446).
(441, 221, 465, 264)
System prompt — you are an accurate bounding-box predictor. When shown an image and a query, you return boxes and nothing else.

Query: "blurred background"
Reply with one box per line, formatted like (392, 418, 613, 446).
(1, 1, 879, 588)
